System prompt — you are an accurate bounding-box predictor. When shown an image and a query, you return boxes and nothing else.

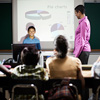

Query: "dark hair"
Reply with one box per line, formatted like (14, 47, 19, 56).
(21, 47, 39, 65)
(75, 5, 85, 14)
(28, 26, 36, 32)
(55, 35, 68, 58)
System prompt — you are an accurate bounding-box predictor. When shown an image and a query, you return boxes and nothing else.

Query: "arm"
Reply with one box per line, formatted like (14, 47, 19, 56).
(45, 58, 50, 76)
(37, 43, 41, 50)
(45, 57, 53, 77)
(96, 56, 100, 62)
(0, 64, 11, 76)
(76, 58, 85, 88)
(91, 57, 100, 77)
(75, 22, 87, 57)
(77, 67, 85, 89)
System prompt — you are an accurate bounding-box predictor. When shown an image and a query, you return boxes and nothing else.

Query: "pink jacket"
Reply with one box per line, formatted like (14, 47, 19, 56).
(73, 16, 91, 57)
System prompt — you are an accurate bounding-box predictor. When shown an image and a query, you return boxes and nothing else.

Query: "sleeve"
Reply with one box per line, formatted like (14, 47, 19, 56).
(45, 57, 53, 77)
(0, 65, 11, 76)
(11, 65, 21, 78)
(36, 39, 41, 50)
(76, 58, 82, 72)
(96, 56, 100, 62)
(37, 43, 41, 50)
(75, 22, 87, 57)
(43, 68, 49, 80)
(23, 39, 25, 44)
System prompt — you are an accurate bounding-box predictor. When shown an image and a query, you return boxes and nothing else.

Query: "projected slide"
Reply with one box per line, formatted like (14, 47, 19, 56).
(17, 0, 74, 42)
(51, 23, 64, 32)
(25, 10, 51, 20)
(51, 23, 64, 37)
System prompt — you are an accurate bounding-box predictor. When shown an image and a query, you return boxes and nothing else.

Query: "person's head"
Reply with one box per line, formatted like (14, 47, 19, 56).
(28, 26, 36, 37)
(54, 35, 68, 59)
(21, 46, 39, 65)
(75, 5, 85, 19)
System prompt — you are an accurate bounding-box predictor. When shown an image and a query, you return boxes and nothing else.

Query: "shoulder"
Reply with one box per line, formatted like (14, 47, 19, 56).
(68, 56, 81, 67)
(46, 56, 55, 65)
(11, 65, 24, 72)
(68, 56, 81, 62)
(34, 38, 40, 43)
(92, 62, 100, 70)
(35, 65, 45, 71)
(34, 36, 40, 41)
(82, 18, 90, 26)
(92, 62, 100, 78)
(23, 37, 29, 43)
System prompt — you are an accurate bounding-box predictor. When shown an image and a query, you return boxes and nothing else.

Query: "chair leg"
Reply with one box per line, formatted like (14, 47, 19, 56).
(96, 86, 100, 100)
(69, 83, 79, 100)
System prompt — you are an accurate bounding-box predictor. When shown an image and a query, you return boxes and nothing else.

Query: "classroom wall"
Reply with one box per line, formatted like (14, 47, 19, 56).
(0, 0, 100, 65)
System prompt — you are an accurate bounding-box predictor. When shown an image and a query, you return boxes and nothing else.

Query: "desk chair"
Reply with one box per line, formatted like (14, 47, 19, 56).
(44, 79, 82, 100)
(11, 84, 38, 100)
(10, 79, 44, 100)
(96, 85, 100, 100)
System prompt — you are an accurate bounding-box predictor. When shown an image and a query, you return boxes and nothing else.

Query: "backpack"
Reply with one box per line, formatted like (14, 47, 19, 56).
(47, 79, 76, 100)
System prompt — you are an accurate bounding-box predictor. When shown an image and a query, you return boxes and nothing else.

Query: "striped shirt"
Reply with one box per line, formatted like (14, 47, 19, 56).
(11, 64, 48, 80)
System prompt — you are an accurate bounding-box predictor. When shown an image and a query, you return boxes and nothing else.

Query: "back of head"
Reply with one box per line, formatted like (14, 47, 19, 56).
(21, 47, 39, 65)
(54, 35, 68, 58)
(75, 5, 85, 14)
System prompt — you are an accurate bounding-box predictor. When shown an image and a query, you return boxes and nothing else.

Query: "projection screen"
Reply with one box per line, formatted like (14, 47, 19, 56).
(12, 0, 83, 50)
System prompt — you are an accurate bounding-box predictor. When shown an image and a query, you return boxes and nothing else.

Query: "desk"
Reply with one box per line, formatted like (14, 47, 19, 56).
(82, 70, 91, 78)
(0, 69, 93, 100)
(0, 65, 92, 89)
(0, 69, 92, 77)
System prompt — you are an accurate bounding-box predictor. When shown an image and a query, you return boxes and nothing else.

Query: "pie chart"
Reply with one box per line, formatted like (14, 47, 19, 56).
(25, 10, 51, 20)
(51, 23, 64, 37)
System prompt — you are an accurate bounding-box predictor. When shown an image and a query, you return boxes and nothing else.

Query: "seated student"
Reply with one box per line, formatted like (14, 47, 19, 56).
(46, 35, 85, 100)
(88, 56, 100, 100)
(23, 26, 41, 50)
(46, 35, 85, 87)
(0, 47, 48, 99)
(91, 56, 100, 78)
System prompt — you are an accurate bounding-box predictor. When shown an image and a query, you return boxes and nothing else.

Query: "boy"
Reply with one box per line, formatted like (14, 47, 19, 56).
(23, 26, 41, 50)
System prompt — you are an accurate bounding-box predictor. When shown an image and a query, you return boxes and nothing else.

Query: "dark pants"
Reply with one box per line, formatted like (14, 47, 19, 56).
(78, 51, 90, 64)
(78, 51, 90, 100)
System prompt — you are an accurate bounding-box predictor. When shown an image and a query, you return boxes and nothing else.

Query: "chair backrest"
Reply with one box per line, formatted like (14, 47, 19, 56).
(11, 84, 38, 100)
(44, 79, 82, 95)
(10, 79, 44, 95)
(9, 79, 82, 100)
